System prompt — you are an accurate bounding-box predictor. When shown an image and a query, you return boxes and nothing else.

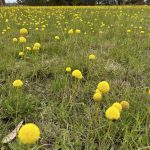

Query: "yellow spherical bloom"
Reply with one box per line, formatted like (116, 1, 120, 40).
(148, 89, 150, 95)
(72, 70, 83, 79)
(127, 29, 131, 33)
(55, 36, 60, 40)
(26, 47, 31, 51)
(89, 54, 96, 60)
(95, 89, 102, 94)
(120, 101, 129, 110)
(34, 42, 41, 49)
(18, 123, 40, 144)
(75, 29, 81, 34)
(97, 81, 110, 93)
(42, 25, 46, 28)
(68, 29, 74, 34)
(13, 38, 18, 43)
(19, 52, 24, 57)
(140, 31, 144, 34)
(66, 67, 71, 72)
(5, 19, 8, 23)
(93, 92, 102, 102)
(13, 80, 23, 88)
(20, 28, 28, 35)
(35, 28, 39, 31)
(105, 107, 120, 120)
(33, 46, 39, 51)
(19, 37, 26, 43)
(7, 26, 10, 30)
(112, 102, 122, 112)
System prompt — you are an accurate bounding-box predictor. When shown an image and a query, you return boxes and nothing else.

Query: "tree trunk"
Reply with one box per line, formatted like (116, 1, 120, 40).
(0, 0, 5, 6)
(135, 0, 144, 4)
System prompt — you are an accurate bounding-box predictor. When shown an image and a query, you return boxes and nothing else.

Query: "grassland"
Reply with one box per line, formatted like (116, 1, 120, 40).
(0, 6, 150, 150)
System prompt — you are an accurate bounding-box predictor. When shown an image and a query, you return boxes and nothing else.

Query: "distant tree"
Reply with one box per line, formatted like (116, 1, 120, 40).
(0, 0, 5, 6)
(17, 0, 146, 5)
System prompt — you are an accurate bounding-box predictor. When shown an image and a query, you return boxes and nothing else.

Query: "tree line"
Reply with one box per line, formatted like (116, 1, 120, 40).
(0, 0, 149, 6)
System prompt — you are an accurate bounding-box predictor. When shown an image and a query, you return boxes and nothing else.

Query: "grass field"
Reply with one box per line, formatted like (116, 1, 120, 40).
(0, 6, 150, 150)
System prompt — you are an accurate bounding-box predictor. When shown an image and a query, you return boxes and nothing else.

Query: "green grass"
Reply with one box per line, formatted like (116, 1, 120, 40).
(0, 6, 150, 150)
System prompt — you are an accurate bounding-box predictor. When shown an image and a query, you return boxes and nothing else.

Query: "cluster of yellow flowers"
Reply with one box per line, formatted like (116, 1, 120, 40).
(13, 28, 42, 57)
(12, 80, 41, 145)
(105, 101, 129, 120)
(93, 81, 110, 102)
(91, 80, 129, 121)
(65, 67, 83, 80)
(68, 29, 81, 34)
(72, 69, 83, 80)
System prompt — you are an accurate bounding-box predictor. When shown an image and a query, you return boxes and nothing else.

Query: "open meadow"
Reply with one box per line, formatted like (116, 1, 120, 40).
(0, 6, 150, 150)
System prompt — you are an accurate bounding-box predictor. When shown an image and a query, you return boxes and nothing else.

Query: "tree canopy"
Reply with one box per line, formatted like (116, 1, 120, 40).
(0, 0, 146, 6)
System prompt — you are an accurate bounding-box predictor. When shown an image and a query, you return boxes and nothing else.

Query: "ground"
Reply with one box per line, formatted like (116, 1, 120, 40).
(0, 6, 150, 150)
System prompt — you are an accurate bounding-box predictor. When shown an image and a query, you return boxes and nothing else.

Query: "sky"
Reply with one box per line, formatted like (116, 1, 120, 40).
(6, 0, 16, 3)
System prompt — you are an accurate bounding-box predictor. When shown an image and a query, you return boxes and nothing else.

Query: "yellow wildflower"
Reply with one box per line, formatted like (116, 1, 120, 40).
(18, 123, 40, 144)
(13, 80, 23, 88)
(120, 101, 129, 110)
(112, 102, 122, 112)
(19, 37, 26, 43)
(72, 70, 83, 79)
(66, 67, 71, 72)
(105, 107, 120, 120)
(97, 81, 110, 93)
(93, 92, 102, 102)
(89, 54, 96, 60)
(20, 28, 28, 35)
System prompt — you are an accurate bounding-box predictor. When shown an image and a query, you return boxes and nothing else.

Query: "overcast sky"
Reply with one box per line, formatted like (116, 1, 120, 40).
(6, 0, 16, 3)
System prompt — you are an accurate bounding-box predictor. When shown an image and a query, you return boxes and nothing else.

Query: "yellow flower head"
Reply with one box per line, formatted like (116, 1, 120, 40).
(89, 54, 96, 60)
(140, 31, 144, 34)
(34, 42, 41, 49)
(93, 92, 102, 102)
(120, 101, 129, 110)
(18, 123, 40, 144)
(97, 81, 110, 93)
(13, 80, 23, 88)
(66, 67, 71, 72)
(26, 47, 31, 51)
(95, 89, 101, 94)
(35, 28, 39, 31)
(72, 69, 83, 79)
(148, 89, 150, 95)
(42, 25, 46, 28)
(127, 29, 131, 33)
(112, 102, 122, 112)
(19, 37, 26, 43)
(75, 29, 81, 34)
(7, 26, 10, 30)
(105, 106, 120, 120)
(20, 28, 28, 35)
(68, 29, 74, 34)
(19, 52, 24, 57)
(33, 46, 39, 51)
(55, 36, 60, 40)
(13, 38, 18, 43)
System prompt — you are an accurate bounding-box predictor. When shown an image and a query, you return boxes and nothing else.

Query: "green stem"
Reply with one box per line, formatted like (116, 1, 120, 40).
(15, 88, 19, 125)
(27, 144, 30, 150)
